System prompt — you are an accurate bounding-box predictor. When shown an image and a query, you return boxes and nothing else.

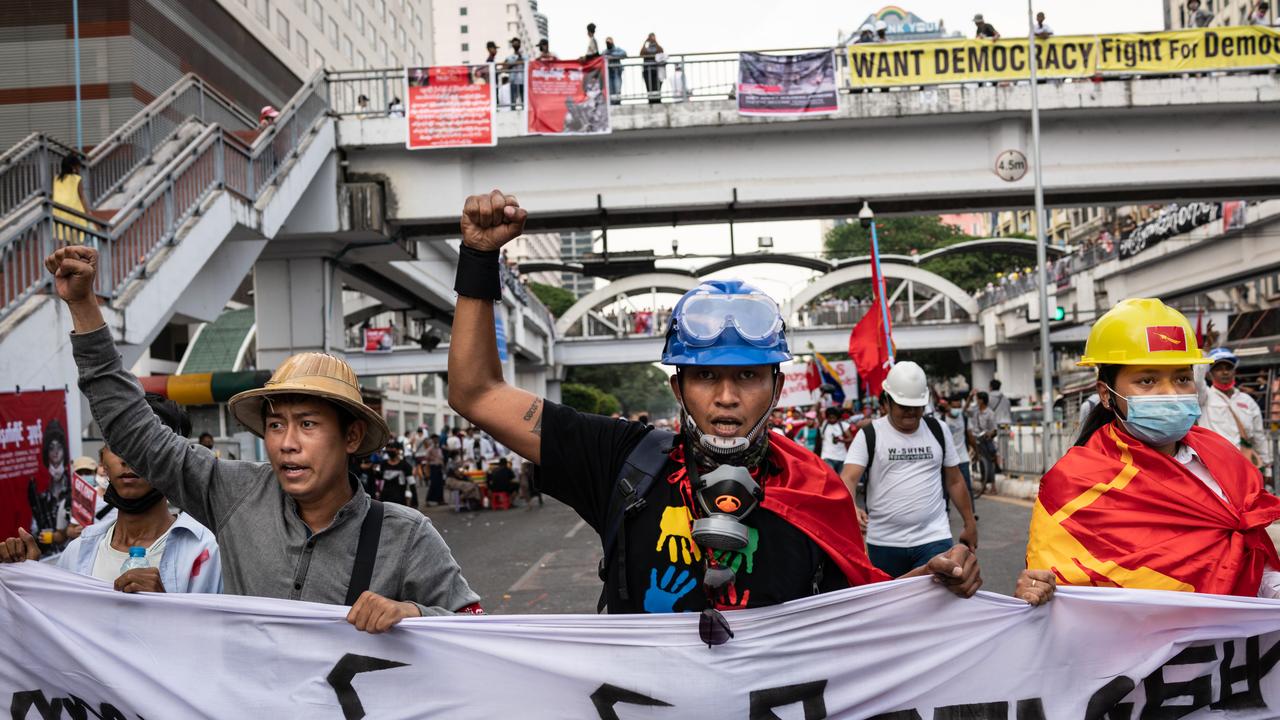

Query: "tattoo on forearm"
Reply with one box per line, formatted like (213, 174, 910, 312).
(525, 399, 543, 437)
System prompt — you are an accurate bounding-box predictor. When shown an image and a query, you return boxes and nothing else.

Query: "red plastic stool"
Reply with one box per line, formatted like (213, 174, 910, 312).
(490, 491, 512, 510)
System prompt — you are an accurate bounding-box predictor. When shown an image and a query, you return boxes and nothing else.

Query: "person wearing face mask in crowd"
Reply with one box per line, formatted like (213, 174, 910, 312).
(937, 394, 975, 515)
(0, 395, 222, 595)
(1027, 298, 1280, 597)
(1198, 347, 1270, 479)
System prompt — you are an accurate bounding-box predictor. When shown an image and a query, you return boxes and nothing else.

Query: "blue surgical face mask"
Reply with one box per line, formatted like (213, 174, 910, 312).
(950, 408, 962, 418)
(1106, 385, 1201, 447)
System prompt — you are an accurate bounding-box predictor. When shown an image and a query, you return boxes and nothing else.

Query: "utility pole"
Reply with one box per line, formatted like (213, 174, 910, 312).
(1028, 1, 1055, 471)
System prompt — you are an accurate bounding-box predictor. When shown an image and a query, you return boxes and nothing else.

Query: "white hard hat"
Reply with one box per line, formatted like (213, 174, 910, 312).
(882, 361, 929, 407)
(860, 23, 873, 32)
(875, 20, 888, 31)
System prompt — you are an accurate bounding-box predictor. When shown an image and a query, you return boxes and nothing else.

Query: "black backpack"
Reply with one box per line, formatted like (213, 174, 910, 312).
(596, 428, 676, 613)
(856, 416, 950, 507)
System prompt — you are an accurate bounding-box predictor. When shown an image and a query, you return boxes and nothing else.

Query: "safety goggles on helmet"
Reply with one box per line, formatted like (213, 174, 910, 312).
(675, 292, 784, 348)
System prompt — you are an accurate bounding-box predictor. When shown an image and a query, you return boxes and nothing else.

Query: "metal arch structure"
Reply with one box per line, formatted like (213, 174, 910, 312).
(694, 253, 833, 277)
(914, 238, 1068, 264)
(554, 272, 702, 337)
(784, 263, 979, 323)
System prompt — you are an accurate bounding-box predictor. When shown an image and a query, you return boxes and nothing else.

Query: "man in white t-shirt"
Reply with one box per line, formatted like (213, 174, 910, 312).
(840, 362, 978, 577)
(818, 407, 852, 473)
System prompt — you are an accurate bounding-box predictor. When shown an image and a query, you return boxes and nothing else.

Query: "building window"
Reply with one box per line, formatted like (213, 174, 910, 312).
(296, 31, 309, 58)
(460, 6, 468, 15)
(310, 0, 323, 28)
(389, 12, 398, 35)
(327, 17, 338, 47)
(377, 0, 386, 21)
(355, 6, 365, 32)
(313, 49, 325, 69)
(254, 0, 269, 22)
(397, 27, 405, 46)
(379, 37, 388, 63)
(342, 34, 353, 62)
(343, 0, 352, 17)
(461, 42, 469, 52)
(357, 51, 367, 68)
(413, 16, 422, 36)
(391, 52, 400, 67)
(276, 11, 290, 45)
(409, 41, 417, 61)
(460, 25, 468, 34)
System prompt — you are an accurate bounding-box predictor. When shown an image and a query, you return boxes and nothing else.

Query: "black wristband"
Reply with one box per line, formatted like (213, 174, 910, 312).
(454, 245, 501, 300)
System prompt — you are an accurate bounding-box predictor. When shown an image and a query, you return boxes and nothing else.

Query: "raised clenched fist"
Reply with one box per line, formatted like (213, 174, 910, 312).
(44, 246, 98, 305)
(460, 190, 527, 252)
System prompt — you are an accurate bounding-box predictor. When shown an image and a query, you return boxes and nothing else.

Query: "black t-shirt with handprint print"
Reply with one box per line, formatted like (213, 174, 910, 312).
(536, 401, 847, 614)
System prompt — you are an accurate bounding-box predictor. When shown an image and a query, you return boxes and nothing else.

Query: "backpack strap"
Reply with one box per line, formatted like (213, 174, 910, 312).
(922, 416, 951, 500)
(345, 499, 384, 606)
(856, 423, 877, 505)
(596, 428, 676, 613)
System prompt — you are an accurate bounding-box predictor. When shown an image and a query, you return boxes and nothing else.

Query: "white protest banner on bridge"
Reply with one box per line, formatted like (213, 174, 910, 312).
(8, 563, 1280, 718)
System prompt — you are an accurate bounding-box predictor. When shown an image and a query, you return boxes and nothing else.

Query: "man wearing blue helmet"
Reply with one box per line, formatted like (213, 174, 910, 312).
(448, 191, 1003, 622)
(1200, 347, 1270, 474)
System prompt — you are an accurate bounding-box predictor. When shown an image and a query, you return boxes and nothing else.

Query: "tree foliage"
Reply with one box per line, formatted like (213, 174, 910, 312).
(566, 363, 676, 418)
(823, 217, 1028, 294)
(528, 281, 577, 318)
(561, 382, 622, 416)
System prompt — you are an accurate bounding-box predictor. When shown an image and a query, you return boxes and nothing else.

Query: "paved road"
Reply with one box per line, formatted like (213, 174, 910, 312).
(429, 491, 1033, 614)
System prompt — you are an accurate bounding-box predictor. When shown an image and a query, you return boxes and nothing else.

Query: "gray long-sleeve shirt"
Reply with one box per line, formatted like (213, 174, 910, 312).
(73, 326, 479, 616)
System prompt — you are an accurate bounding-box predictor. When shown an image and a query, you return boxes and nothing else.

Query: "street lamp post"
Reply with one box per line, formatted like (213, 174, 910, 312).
(1028, 1, 1054, 472)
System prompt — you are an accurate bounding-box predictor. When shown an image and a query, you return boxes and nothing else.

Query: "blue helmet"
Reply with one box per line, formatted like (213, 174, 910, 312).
(662, 280, 791, 366)
(1207, 347, 1239, 366)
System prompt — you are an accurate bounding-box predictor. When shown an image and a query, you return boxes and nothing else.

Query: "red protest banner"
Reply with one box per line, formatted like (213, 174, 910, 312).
(363, 327, 394, 353)
(0, 390, 69, 539)
(71, 474, 96, 527)
(526, 56, 610, 135)
(406, 64, 496, 150)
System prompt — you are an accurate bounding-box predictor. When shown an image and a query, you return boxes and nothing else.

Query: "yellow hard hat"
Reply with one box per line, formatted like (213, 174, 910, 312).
(1077, 298, 1210, 367)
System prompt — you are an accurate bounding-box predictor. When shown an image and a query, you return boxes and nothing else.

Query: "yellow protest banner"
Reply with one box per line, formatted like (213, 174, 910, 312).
(846, 27, 1280, 88)
(1097, 27, 1280, 74)
(847, 36, 1098, 87)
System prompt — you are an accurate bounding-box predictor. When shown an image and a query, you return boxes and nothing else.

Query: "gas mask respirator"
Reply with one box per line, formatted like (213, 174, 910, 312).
(686, 463, 763, 551)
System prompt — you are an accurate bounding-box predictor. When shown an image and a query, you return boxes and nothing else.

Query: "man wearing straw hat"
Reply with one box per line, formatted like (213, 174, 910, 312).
(40, 246, 481, 633)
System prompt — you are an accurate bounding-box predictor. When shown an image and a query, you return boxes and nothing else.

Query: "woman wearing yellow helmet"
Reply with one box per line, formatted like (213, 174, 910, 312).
(1027, 298, 1280, 596)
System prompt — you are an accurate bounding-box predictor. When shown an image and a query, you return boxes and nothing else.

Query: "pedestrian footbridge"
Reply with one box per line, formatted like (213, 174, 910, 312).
(334, 72, 1280, 236)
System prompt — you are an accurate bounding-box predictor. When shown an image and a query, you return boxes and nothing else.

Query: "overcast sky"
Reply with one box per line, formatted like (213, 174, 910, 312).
(527, 2, 1167, 297)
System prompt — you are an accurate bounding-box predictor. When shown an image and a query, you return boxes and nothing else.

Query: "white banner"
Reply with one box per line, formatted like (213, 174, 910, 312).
(7, 562, 1280, 718)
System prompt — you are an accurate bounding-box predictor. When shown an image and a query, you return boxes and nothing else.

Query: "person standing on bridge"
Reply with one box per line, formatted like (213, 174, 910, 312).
(446, 190, 1055, 629)
(640, 33, 665, 104)
(1033, 12, 1053, 39)
(1188, 0, 1215, 28)
(40, 246, 482, 632)
(1027, 298, 1280, 597)
(973, 14, 1000, 40)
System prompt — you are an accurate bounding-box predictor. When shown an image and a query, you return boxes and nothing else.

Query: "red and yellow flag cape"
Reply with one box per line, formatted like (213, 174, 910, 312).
(1027, 423, 1280, 596)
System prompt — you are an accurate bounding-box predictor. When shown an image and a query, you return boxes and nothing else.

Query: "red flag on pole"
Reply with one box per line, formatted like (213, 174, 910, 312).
(805, 360, 822, 392)
(849, 302, 890, 397)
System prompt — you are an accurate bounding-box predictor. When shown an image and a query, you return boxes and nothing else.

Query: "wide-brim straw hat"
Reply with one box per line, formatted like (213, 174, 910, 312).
(228, 352, 390, 456)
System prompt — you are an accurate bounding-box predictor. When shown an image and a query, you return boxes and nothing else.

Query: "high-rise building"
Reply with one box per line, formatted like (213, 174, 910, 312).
(430, 0, 547, 66)
(215, 0, 432, 74)
(0, 0, 436, 150)
(1164, 0, 1274, 28)
(560, 230, 596, 298)
(0, 1, 298, 149)
(507, 232, 562, 287)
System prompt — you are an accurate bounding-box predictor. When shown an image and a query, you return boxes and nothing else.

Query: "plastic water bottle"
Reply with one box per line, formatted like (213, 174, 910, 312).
(119, 546, 147, 574)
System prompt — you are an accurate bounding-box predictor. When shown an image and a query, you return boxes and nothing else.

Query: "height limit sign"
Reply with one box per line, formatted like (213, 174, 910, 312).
(994, 149, 1028, 182)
